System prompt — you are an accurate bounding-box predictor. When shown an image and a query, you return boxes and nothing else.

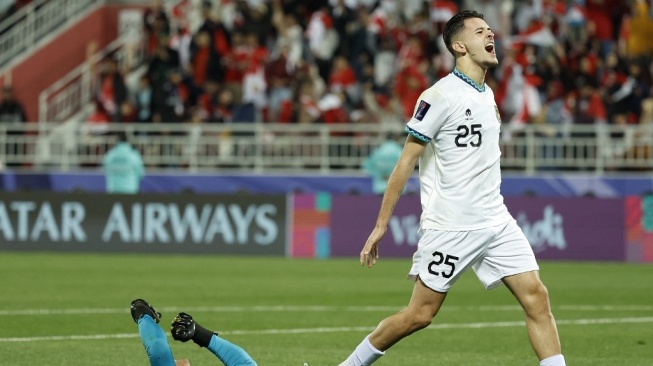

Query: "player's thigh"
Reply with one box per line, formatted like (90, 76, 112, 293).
(409, 229, 490, 292)
(473, 220, 539, 290)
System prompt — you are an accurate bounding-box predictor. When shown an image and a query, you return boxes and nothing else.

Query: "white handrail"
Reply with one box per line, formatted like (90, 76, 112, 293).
(0, 0, 103, 68)
(0, 0, 49, 32)
(1, 123, 651, 174)
(38, 34, 144, 123)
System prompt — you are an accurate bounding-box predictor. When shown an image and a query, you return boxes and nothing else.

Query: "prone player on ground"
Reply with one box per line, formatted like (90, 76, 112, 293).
(130, 299, 257, 366)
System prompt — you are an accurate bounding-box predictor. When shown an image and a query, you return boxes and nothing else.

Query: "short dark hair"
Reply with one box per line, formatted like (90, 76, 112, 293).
(116, 131, 128, 142)
(443, 10, 485, 56)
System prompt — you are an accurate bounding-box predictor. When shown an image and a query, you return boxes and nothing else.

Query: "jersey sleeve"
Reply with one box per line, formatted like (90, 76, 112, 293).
(405, 88, 450, 143)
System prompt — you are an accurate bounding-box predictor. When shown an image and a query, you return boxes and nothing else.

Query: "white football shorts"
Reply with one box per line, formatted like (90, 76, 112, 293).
(408, 219, 539, 292)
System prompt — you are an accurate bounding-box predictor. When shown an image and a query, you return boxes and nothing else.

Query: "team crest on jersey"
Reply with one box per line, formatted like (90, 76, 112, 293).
(414, 100, 431, 121)
(494, 105, 502, 123)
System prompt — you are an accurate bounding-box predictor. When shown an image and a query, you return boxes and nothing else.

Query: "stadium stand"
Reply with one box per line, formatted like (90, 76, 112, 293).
(1, 0, 652, 173)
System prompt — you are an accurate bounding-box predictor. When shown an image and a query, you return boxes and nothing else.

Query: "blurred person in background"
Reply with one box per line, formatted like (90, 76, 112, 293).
(306, 6, 340, 83)
(266, 42, 297, 122)
(190, 30, 223, 88)
(135, 75, 154, 122)
(0, 86, 26, 123)
(147, 36, 181, 95)
(143, 0, 170, 56)
(96, 58, 127, 122)
(85, 99, 111, 136)
(153, 68, 191, 123)
(103, 132, 145, 194)
(0, 85, 27, 168)
(621, 0, 653, 58)
(100, 0, 653, 175)
(362, 132, 404, 195)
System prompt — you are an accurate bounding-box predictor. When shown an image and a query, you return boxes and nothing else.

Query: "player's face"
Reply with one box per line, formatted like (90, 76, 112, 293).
(460, 17, 498, 68)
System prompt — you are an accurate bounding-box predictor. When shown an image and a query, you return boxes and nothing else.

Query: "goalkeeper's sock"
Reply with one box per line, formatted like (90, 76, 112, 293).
(137, 315, 176, 366)
(206, 334, 257, 366)
(339, 335, 385, 366)
(540, 354, 566, 366)
(190, 321, 214, 348)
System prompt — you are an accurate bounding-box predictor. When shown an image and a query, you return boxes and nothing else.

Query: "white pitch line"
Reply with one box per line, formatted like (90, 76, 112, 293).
(0, 304, 652, 316)
(1, 317, 652, 343)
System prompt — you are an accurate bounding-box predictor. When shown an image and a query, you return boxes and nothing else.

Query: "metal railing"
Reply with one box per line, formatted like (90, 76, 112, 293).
(0, 0, 102, 68)
(0, 123, 651, 174)
(38, 35, 145, 123)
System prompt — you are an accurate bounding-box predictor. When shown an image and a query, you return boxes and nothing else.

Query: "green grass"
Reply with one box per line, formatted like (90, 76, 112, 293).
(1, 252, 652, 365)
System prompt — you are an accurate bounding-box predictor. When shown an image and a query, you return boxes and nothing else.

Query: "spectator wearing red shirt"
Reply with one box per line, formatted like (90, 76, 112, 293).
(243, 32, 268, 75)
(266, 44, 296, 122)
(585, 0, 615, 56)
(397, 35, 426, 71)
(319, 90, 349, 126)
(329, 56, 359, 104)
(223, 31, 249, 96)
(86, 99, 111, 136)
(394, 63, 428, 121)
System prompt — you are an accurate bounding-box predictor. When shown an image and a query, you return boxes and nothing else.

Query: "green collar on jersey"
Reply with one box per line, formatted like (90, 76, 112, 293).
(453, 68, 486, 93)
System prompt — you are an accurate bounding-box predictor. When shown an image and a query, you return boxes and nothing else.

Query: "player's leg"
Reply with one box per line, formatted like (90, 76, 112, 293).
(171, 312, 257, 366)
(473, 220, 565, 366)
(340, 229, 487, 366)
(503, 271, 565, 365)
(368, 277, 447, 350)
(130, 299, 176, 366)
(339, 277, 447, 366)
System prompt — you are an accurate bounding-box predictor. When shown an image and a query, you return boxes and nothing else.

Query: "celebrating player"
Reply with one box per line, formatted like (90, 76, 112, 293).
(130, 299, 257, 366)
(338, 10, 566, 366)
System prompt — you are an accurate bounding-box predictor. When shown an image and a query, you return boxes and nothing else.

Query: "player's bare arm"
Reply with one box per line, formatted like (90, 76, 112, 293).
(360, 135, 427, 267)
(175, 359, 191, 366)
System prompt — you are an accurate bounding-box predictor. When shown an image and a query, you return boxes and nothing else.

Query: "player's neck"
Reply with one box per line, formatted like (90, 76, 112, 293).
(453, 62, 487, 88)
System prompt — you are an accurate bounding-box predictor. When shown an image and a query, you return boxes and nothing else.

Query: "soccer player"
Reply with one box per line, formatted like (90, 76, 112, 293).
(131, 299, 257, 366)
(338, 10, 566, 366)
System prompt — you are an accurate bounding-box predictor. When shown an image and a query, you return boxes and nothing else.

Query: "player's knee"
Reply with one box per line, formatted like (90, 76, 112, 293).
(408, 310, 433, 330)
(532, 282, 550, 303)
(523, 282, 551, 313)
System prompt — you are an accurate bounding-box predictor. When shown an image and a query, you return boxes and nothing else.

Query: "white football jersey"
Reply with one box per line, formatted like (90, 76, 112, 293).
(405, 68, 512, 231)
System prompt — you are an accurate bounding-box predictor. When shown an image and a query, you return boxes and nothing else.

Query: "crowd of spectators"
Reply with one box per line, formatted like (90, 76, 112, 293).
(89, 0, 653, 145)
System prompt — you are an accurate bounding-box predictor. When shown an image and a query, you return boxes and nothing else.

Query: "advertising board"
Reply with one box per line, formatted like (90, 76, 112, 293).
(0, 193, 287, 255)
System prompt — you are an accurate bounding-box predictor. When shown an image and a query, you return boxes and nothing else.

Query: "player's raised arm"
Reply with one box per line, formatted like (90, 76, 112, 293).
(360, 135, 426, 268)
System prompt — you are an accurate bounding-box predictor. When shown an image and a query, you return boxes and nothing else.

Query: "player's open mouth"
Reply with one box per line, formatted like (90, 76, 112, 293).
(485, 42, 495, 55)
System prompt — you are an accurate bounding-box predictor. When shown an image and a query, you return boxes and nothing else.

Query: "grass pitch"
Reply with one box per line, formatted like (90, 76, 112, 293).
(1, 252, 652, 366)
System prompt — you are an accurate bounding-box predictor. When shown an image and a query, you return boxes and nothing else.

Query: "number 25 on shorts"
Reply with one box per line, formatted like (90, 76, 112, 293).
(428, 251, 460, 279)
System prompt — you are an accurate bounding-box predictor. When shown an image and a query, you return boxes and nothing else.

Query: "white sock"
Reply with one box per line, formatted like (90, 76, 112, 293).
(540, 354, 566, 366)
(339, 336, 385, 366)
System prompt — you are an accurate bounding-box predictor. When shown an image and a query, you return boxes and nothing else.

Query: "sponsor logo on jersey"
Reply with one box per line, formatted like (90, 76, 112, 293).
(414, 100, 431, 121)
(464, 108, 473, 121)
